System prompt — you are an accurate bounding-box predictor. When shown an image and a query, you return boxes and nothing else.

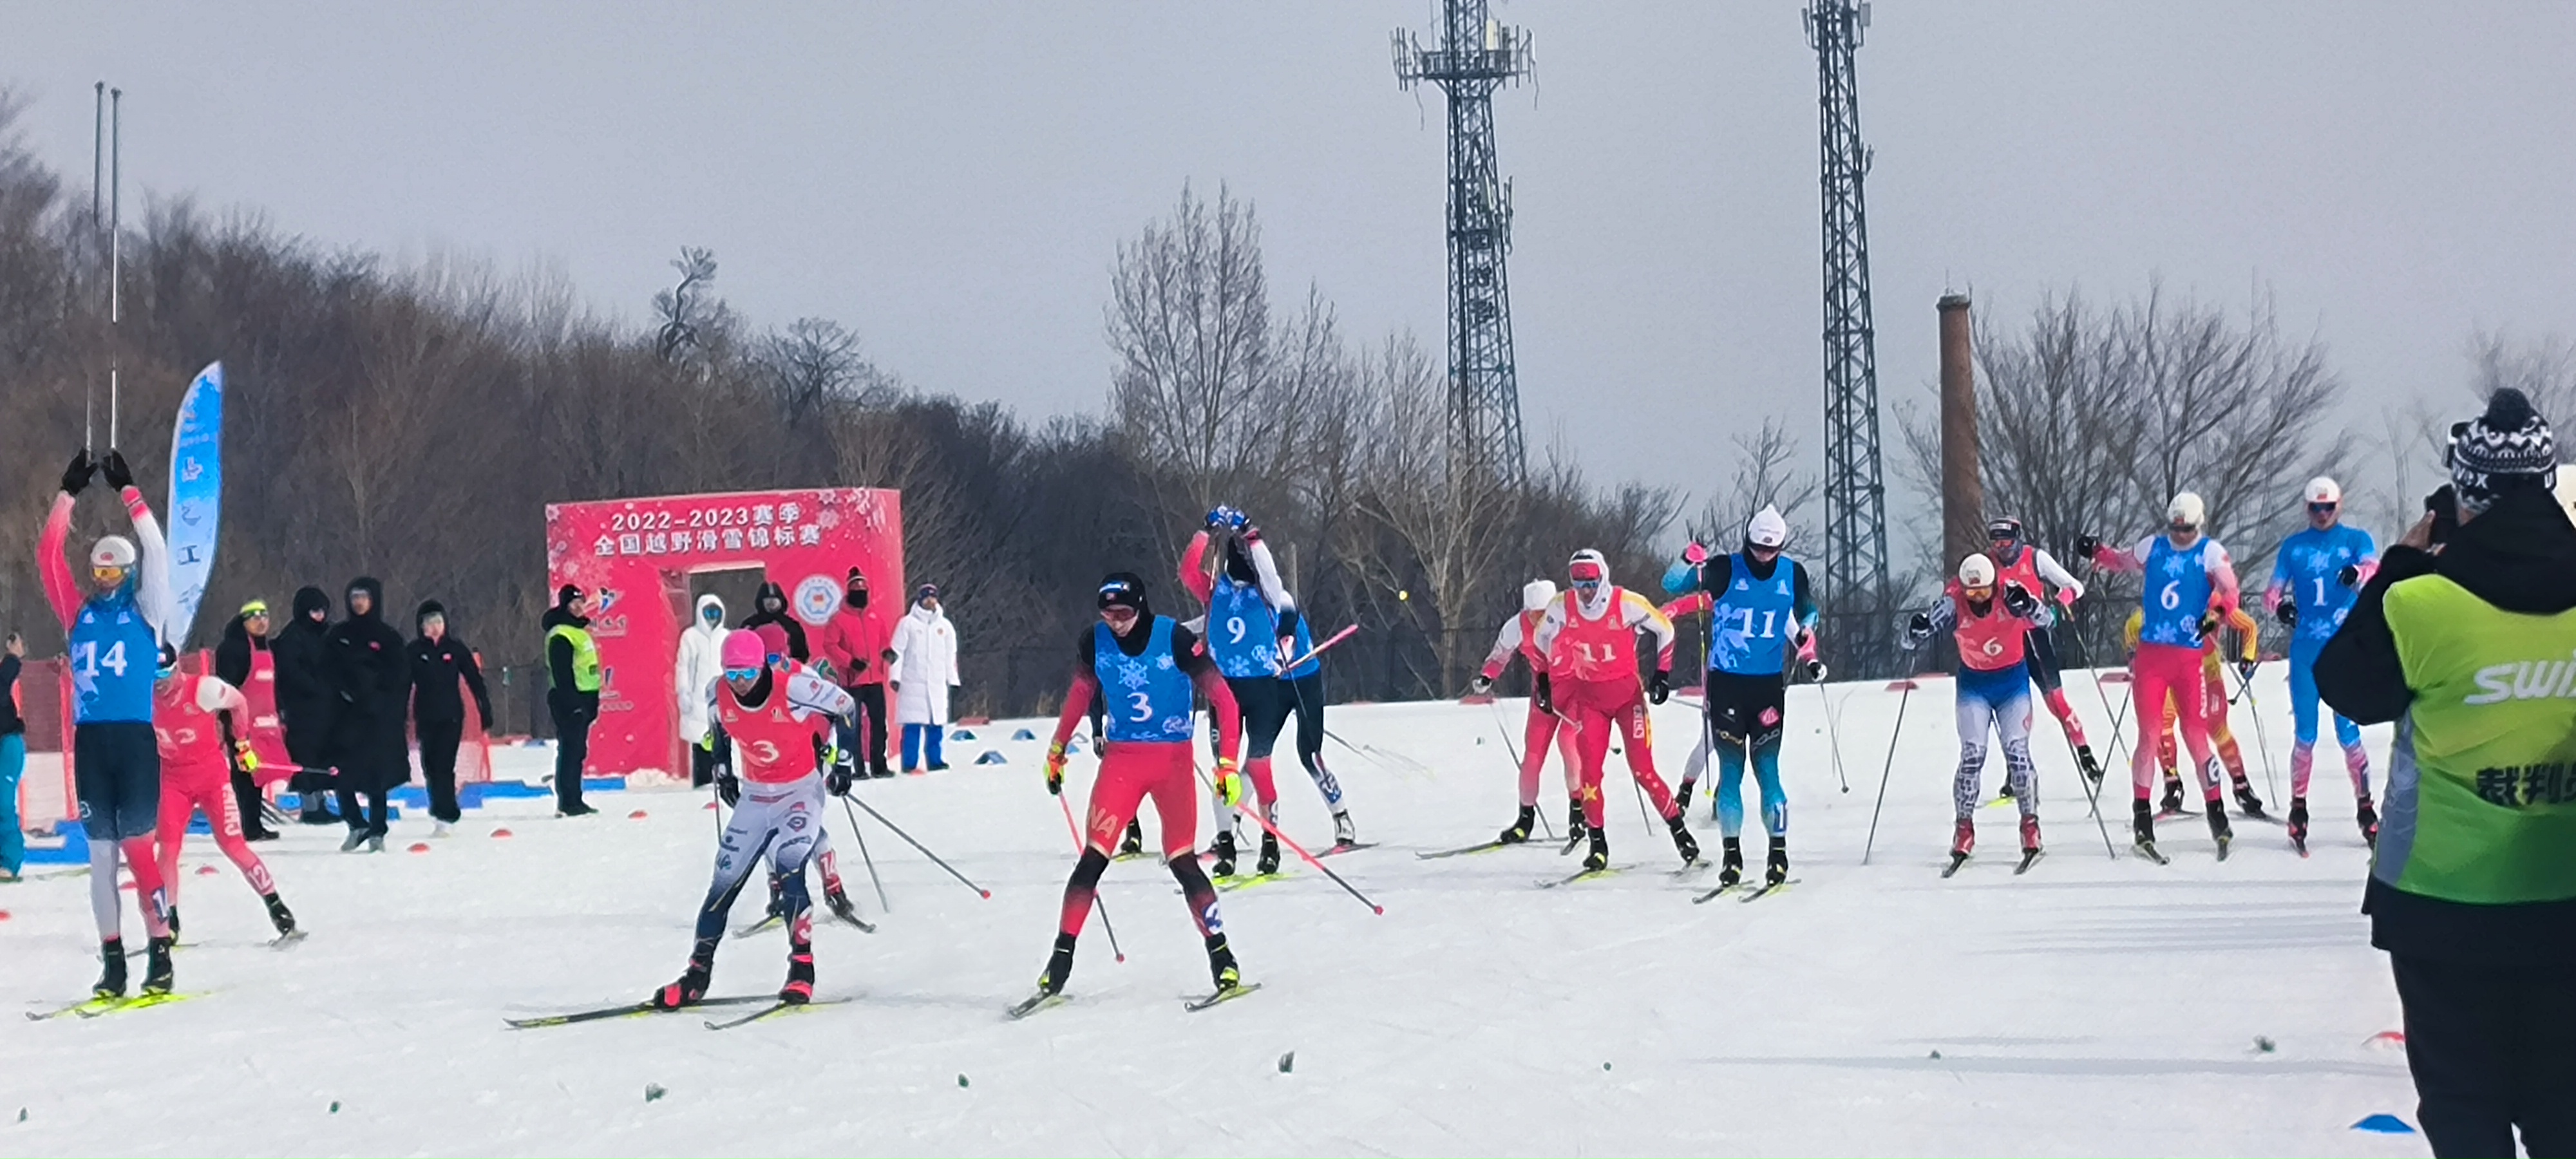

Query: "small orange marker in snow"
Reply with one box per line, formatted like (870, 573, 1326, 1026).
(628, 810, 649, 820)
(196, 865, 218, 876)
(491, 828, 514, 838)
(408, 842, 431, 853)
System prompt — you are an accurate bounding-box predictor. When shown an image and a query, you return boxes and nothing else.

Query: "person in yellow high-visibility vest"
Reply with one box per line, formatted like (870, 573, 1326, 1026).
(543, 584, 601, 817)
(2124, 604, 2264, 817)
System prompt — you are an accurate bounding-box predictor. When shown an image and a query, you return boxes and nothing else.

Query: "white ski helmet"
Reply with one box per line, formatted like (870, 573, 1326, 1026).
(2304, 476, 2342, 505)
(2166, 491, 2206, 530)
(89, 535, 137, 570)
(1746, 505, 1790, 550)
(1521, 578, 1558, 612)
(1957, 552, 1997, 590)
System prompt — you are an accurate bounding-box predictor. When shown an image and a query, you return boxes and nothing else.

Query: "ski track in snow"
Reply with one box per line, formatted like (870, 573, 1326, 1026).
(2, 668, 2422, 1156)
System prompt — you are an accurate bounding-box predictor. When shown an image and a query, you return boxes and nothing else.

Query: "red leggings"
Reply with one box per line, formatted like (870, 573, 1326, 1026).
(2129, 643, 2217, 800)
(1517, 701, 1581, 807)
(1082, 741, 1199, 858)
(156, 770, 276, 910)
(1560, 678, 1679, 828)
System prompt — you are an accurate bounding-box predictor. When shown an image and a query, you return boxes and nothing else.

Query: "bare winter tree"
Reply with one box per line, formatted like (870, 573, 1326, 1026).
(1684, 418, 1819, 551)
(2471, 330, 2576, 420)
(1105, 184, 1283, 522)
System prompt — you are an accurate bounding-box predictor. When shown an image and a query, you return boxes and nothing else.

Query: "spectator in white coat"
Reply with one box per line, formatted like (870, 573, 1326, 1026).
(888, 583, 960, 773)
(674, 594, 730, 787)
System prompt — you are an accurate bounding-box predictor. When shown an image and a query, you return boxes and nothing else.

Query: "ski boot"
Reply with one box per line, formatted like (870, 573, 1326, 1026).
(1945, 818, 1975, 876)
(2231, 776, 2268, 820)
(1498, 806, 1536, 845)
(1717, 838, 1743, 887)
(93, 940, 128, 1000)
(167, 907, 182, 938)
(1667, 811, 1700, 865)
(1764, 837, 1789, 887)
(780, 930, 815, 1004)
(1582, 829, 1610, 873)
(1566, 798, 1587, 842)
(2206, 805, 2235, 859)
(1209, 831, 1238, 879)
(1206, 934, 1241, 995)
(650, 941, 717, 1010)
(1255, 831, 1282, 877)
(265, 893, 298, 939)
(2075, 744, 2103, 786)
(2357, 796, 2380, 848)
(2157, 776, 2186, 817)
(824, 882, 863, 927)
(1037, 932, 1076, 997)
(2018, 813, 2042, 856)
(2287, 796, 2309, 852)
(1674, 778, 1696, 815)
(762, 873, 789, 924)
(1332, 811, 1358, 848)
(2132, 798, 2159, 854)
(141, 935, 175, 996)
(1119, 820, 1145, 858)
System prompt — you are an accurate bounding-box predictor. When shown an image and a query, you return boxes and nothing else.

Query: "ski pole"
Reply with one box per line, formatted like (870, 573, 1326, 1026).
(1057, 794, 1125, 964)
(2059, 730, 2120, 860)
(1484, 698, 1554, 840)
(838, 796, 893, 912)
(1815, 680, 1852, 793)
(1859, 680, 1913, 865)
(1282, 624, 1358, 672)
(2088, 666, 2134, 777)
(1197, 764, 1383, 915)
(844, 792, 988, 899)
(2229, 662, 2282, 806)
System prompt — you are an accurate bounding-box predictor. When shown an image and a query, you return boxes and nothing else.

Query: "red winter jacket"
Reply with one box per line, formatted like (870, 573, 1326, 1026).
(813, 604, 893, 687)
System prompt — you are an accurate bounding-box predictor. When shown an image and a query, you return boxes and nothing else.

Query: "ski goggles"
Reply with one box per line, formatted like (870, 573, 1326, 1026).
(2307, 500, 2339, 515)
(722, 665, 763, 682)
(1962, 583, 1995, 603)
(1567, 561, 1605, 583)
(91, 565, 127, 587)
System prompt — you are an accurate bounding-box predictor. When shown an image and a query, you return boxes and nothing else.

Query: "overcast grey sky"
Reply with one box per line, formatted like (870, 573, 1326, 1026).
(11, 2, 2575, 533)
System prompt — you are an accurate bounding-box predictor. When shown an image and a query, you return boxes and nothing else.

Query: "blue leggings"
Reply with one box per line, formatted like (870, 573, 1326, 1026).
(1713, 733, 1787, 838)
(0, 733, 23, 875)
(2288, 637, 2363, 749)
(902, 724, 946, 770)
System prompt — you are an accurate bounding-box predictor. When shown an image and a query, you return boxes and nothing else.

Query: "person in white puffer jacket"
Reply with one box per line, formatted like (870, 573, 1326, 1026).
(674, 594, 730, 787)
(888, 585, 961, 773)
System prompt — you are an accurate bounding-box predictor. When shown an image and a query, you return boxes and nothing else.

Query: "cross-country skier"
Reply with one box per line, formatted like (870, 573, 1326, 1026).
(2263, 476, 2379, 848)
(1029, 572, 1246, 1004)
(2125, 604, 2262, 819)
(1469, 578, 1582, 845)
(1982, 517, 2101, 789)
(2079, 491, 2246, 859)
(39, 449, 178, 998)
(1534, 549, 1698, 873)
(149, 646, 296, 940)
(1180, 507, 1352, 877)
(1658, 506, 1821, 887)
(647, 631, 860, 1010)
(1906, 554, 2044, 871)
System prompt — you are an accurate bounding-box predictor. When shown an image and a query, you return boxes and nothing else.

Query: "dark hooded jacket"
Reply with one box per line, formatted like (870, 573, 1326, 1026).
(408, 599, 493, 729)
(739, 580, 810, 661)
(325, 577, 413, 791)
(544, 589, 598, 718)
(2317, 485, 2576, 964)
(271, 586, 339, 761)
(214, 607, 267, 688)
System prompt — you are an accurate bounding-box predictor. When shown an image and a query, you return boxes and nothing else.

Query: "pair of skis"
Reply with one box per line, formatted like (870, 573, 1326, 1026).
(1005, 982, 1262, 1021)
(1692, 878, 1797, 904)
(504, 994, 846, 1031)
(1941, 848, 2043, 878)
(26, 991, 196, 1021)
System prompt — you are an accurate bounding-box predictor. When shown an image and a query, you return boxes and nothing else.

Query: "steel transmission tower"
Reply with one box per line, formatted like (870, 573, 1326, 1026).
(1393, 2, 1533, 483)
(1806, 0, 1889, 623)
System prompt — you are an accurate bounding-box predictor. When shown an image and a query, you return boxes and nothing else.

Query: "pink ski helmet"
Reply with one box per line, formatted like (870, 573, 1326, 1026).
(721, 630, 766, 671)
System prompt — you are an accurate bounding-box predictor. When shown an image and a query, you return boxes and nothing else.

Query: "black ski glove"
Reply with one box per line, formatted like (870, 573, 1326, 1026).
(715, 769, 741, 807)
(1906, 612, 1933, 643)
(1468, 675, 1493, 697)
(2274, 600, 2297, 627)
(2075, 533, 2102, 560)
(1649, 670, 1671, 705)
(827, 760, 854, 797)
(1533, 674, 1553, 715)
(59, 449, 95, 496)
(2002, 583, 2040, 618)
(2338, 564, 2362, 589)
(2196, 609, 2222, 640)
(100, 449, 133, 491)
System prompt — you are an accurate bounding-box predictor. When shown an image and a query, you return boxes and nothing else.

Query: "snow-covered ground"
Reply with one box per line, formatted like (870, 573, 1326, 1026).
(3, 665, 2422, 1156)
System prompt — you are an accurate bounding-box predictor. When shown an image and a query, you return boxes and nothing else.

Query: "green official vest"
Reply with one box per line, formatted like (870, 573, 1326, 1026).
(2378, 574, 2576, 905)
(547, 623, 602, 693)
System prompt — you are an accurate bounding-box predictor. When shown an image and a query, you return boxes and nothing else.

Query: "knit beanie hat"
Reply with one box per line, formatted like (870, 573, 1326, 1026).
(2450, 388, 2557, 514)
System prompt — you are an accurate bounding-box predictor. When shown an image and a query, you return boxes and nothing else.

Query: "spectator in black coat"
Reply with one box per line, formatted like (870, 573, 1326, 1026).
(272, 586, 341, 825)
(407, 600, 491, 833)
(542, 585, 600, 817)
(212, 599, 279, 841)
(739, 580, 810, 661)
(325, 576, 410, 851)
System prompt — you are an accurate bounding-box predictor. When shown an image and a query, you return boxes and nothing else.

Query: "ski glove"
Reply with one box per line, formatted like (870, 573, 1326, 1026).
(2002, 583, 2040, 619)
(1906, 612, 1933, 643)
(2075, 533, 2102, 560)
(2236, 660, 2259, 683)
(1467, 675, 1493, 697)
(1533, 674, 1554, 715)
(1649, 670, 1671, 705)
(1206, 505, 1248, 532)
(100, 449, 133, 490)
(715, 769, 741, 807)
(1044, 742, 1068, 796)
(826, 746, 857, 796)
(2338, 564, 2362, 589)
(59, 449, 95, 496)
(1682, 542, 1709, 566)
(2275, 599, 2297, 627)
(1212, 757, 1245, 807)
(2196, 610, 2222, 640)
(1804, 659, 1830, 683)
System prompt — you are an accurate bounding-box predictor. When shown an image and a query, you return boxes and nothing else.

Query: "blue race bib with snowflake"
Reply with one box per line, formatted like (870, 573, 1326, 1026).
(70, 587, 158, 724)
(2275, 525, 2375, 643)
(1095, 616, 1197, 743)
(2139, 537, 2215, 648)
(1708, 553, 1797, 675)
(1206, 578, 1282, 679)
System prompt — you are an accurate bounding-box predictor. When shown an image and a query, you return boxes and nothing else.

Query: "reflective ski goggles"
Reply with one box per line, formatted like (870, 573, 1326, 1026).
(722, 665, 763, 681)
(2307, 501, 2339, 515)
(91, 565, 127, 587)
(1963, 584, 1995, 603)
(1568, 563, 1605, 583)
